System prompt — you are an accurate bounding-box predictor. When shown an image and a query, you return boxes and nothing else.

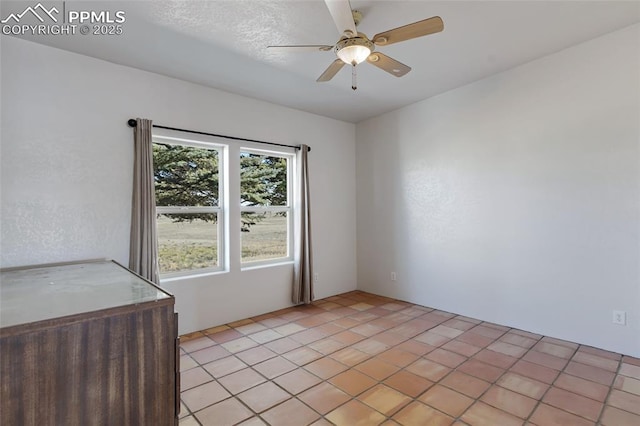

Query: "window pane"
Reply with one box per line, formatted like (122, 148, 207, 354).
(157, 213, 218, 273)
(240, 152, 287, 206)
(241, 211, 288, 263)
(153, 144, 219, 207)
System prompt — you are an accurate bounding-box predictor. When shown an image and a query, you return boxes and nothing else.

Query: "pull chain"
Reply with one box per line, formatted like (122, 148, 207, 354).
(351, 64, 357, 91)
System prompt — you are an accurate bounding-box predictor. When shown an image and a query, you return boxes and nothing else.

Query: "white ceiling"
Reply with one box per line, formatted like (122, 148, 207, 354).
(5, 0, 640, 122)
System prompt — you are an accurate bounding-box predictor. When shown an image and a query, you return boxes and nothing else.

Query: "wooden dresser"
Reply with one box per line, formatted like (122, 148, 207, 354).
(0, 260, 179, 426)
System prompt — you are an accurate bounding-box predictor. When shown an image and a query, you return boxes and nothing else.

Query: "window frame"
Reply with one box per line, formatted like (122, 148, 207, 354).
(153, 135, 226, 278)
(239, 147, 294, 268)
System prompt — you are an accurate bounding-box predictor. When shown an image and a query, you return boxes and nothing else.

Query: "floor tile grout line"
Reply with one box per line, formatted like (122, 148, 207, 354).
(522, 341, 628, 424)
(178, 291, 636, 426)
(520, 337, 580, 425)
(191, 312, 504, 422)
(455, 333, 618, 423)
(596, 356, 625, 424)
(377, 322, 536, 423)
(181, 294, 396, 424)
(304, 313, 490, 423)
(183, 296, 406, 424)
(283, 299, 422, 424)
(436, 326, 531, 423)
(178, 397, 202, 425)
(181, 343, 293, 419)
(460, 329, 627, 422)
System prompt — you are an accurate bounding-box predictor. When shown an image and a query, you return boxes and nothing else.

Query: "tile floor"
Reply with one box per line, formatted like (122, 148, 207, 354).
(178, 291, 640, 426)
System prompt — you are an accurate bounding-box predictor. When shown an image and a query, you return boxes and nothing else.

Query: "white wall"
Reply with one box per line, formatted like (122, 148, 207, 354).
(356, 24, 640, 357)
(0, 36, 357, 334)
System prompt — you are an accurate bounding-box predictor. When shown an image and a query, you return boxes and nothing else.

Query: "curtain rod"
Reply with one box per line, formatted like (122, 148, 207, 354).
(127, 119, 310, 152)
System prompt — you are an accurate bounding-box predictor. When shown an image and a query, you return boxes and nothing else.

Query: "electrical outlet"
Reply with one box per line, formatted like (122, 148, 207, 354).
(390, 272, 396, 282)
(313, 273, 319, 283)
(612, 310, 626, 325)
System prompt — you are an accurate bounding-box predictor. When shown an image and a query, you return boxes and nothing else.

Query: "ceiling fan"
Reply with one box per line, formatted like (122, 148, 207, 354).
(267, 0, 444, 90)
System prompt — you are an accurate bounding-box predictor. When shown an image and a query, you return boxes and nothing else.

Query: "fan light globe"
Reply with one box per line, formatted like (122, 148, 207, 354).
(335, 37, 374, 65)
(337, 45, 371, 65)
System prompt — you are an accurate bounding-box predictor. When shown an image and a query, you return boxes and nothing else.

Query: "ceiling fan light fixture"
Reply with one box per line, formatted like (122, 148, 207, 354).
(335, 37, 374, 65)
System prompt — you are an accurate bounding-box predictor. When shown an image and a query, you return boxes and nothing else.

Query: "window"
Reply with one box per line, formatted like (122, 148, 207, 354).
(153, 141, 223, 276)
(240, 150, 293, 265)
(152, 135, 294, 277)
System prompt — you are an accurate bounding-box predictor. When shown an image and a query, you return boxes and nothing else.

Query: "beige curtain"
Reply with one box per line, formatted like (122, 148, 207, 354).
(129, 118, 160, 284)
(292, 145, 313, 304)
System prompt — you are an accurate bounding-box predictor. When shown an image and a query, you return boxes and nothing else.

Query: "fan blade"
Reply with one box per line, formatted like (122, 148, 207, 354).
(373, 16, 444, 46)
(325, 0, 357, 36)
(267, 45, 333, 52)
(366, 52, 411, 77)
(317, 59, 346, 82)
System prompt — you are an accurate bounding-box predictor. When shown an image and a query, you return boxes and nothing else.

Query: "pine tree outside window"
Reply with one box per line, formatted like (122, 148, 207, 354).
(153, 140, 223, 276)
(151, 136, 294, 277)
(240, 150, 293, 266)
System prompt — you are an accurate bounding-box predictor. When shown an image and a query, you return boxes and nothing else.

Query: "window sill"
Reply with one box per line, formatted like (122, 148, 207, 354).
(159, 269, 228, 284)
(241, 259, 294, 272)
